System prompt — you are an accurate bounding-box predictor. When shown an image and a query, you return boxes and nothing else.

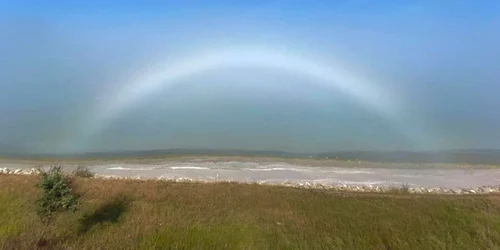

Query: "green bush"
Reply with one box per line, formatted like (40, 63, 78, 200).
(35, 166, 80, 243)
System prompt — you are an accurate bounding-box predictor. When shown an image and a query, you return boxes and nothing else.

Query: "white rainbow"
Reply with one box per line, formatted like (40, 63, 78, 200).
(73, 48, 430, 151)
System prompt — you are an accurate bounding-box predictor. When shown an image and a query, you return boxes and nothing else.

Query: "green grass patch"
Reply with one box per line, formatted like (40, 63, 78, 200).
(1, 175, 500, 249)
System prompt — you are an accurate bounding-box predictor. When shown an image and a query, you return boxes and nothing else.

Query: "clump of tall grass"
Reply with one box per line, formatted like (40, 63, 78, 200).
(387, 183, 411, 194)
(73, 165, 94, 178)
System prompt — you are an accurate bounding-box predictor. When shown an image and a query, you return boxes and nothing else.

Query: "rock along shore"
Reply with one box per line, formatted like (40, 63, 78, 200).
(1, 167, 499, 195)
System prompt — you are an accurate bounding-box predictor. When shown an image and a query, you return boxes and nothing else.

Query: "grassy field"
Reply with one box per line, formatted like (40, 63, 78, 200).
(1, 174, 500, 249)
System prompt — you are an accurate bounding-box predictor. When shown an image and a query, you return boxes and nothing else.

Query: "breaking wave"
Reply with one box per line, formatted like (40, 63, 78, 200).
(243, 167, 311, 172)
(106, 166, 156, 171)
(170, 166, 211, 170)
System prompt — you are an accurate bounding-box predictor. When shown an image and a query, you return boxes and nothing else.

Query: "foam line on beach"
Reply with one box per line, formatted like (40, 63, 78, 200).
(169, 166, 211, 170)
(106, 166, 157, 171)
(242, 167, 311, 172)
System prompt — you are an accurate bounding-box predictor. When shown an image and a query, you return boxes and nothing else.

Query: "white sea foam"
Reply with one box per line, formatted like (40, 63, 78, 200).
(243, 167, 310, 172)
(392, 174, 419, 178)
(107, 166, 156, 171)
(170, 166, 211, 170)
(328, 170, 374, 174)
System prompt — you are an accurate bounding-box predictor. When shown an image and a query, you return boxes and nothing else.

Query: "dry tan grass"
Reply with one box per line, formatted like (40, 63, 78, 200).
(1, 174, 500, 249)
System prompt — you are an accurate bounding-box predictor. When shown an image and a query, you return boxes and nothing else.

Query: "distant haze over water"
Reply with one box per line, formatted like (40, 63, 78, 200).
(0, 1, 499, 154)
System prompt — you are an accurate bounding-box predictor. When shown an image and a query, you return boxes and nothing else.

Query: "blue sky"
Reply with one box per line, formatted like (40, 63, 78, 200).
(1, 1, 499, 153)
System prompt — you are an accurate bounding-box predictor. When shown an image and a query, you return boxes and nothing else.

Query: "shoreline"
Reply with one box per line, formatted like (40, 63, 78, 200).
(2, 167, 499, 195)
(1, 155, 499, 169)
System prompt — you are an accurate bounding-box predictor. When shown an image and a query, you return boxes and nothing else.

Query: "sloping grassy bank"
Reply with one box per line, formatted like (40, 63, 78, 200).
(1, 174, 500, 249)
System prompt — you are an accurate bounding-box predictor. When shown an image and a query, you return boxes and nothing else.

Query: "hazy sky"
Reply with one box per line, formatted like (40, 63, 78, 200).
(1, 1, 499, 154)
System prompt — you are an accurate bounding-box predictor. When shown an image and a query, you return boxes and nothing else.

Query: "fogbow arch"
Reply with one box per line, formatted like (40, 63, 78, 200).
(75, 48, 430, 151)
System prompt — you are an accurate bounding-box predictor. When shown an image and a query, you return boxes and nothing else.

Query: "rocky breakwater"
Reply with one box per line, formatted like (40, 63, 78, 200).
(0, 167, 40, 175)
(262, 180, 500, 195)
(1, 167, 500, 195)
(92, 173, 500, 195)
